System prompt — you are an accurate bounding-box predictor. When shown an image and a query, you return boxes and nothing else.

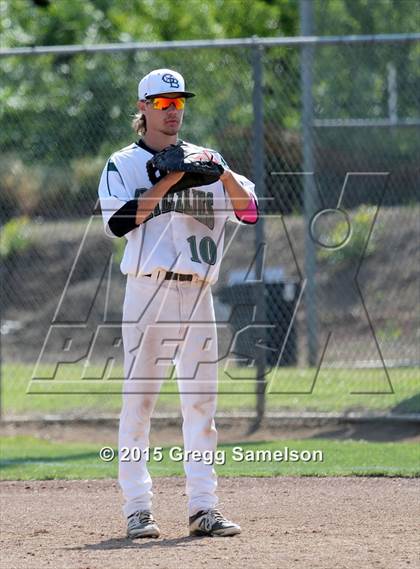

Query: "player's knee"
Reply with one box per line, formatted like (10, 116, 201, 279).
(182, 395, 217, 418)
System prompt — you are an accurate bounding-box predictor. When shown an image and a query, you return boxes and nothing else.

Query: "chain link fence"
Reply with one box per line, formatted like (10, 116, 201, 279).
(1, 35, 419, 420)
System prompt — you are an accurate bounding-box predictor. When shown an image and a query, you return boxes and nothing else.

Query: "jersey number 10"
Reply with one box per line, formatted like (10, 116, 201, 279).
(187, 235, 217, 266)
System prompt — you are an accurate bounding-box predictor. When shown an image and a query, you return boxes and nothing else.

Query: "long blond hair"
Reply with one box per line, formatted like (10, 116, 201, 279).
(132, 112, 147, 135)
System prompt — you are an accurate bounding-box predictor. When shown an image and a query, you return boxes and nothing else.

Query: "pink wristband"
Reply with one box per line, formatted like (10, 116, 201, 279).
(234, 196, 258, 223)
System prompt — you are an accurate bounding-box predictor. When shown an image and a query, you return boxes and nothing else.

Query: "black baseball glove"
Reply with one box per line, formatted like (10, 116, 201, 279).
(146, 141, 225, 193)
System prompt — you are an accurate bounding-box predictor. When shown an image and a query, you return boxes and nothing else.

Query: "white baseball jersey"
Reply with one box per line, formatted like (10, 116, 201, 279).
(98, 140, 257, 285)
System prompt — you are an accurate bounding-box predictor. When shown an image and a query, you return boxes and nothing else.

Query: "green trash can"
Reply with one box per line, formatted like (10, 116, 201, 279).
(218, 271, 300, 367)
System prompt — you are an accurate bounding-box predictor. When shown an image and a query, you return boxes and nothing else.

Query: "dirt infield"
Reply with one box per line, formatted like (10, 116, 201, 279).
(1, 477, 418, 569)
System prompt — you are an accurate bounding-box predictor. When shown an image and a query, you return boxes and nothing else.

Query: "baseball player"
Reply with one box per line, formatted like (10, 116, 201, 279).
(98, 68, 259, 539)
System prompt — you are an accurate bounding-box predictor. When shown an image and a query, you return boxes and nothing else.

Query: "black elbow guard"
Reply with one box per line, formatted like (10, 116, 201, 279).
(108, 199, 139, 237)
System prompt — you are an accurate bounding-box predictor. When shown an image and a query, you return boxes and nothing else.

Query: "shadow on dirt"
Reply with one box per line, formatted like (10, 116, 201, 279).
(70, 534, 212, 551)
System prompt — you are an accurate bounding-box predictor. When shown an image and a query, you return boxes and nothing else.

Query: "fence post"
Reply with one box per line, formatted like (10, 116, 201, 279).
(251, 40, 267, 431)
(300, 0, 318, 367)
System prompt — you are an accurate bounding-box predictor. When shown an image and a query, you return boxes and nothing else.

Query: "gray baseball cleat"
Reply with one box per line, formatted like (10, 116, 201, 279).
(189, 508, 241, 537)
(127, 510, 160, 539)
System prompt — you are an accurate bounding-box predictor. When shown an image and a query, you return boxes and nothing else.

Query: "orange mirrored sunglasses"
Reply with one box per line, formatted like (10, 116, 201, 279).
(148, 97, 186, 110)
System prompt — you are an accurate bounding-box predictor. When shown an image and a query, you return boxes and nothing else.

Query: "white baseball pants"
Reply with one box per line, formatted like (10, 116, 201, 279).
(119, 270, 219, 518)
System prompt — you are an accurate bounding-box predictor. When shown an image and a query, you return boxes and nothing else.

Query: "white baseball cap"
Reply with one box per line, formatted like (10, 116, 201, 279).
(138, 68, 195, 100)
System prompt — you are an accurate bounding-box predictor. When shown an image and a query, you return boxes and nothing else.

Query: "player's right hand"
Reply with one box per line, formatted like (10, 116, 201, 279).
(165, 171, 185, 185)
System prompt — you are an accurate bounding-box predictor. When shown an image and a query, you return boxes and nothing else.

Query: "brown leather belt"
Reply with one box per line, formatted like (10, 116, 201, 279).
(145, 271, 193, 282)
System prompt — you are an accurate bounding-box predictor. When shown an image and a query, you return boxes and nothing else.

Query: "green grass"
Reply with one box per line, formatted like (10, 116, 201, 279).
(2, 363, 419, 416)
(1, 436, 418, 480)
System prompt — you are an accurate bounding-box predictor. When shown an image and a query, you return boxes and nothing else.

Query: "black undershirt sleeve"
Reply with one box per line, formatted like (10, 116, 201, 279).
(108, 199, 139, 237)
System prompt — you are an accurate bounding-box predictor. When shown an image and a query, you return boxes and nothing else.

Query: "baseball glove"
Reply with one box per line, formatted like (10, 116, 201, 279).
(146, 141, 225, 193)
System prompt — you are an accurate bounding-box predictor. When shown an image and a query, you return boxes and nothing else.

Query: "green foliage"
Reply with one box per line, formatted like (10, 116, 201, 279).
(0, 155, 44, 219)
(72, 155, 106, 207)
(318, 205, 377, 266)
(0, 0, 298, 48)
(315, 0, 420, 35)
(377, 322, 403, 342)
(0, 216, 32, 259)
(112, 235, 126, 266)
(2, 0, 416, 51)
(1, 1, 419, 221)
(0, 153, 107, 222)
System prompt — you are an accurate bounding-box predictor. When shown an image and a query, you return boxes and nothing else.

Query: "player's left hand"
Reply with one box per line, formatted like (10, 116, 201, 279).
(146, 141, 224, 194)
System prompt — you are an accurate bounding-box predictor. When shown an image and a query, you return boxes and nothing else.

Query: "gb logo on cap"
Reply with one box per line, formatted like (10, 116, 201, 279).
(162, 73, 180, 88)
